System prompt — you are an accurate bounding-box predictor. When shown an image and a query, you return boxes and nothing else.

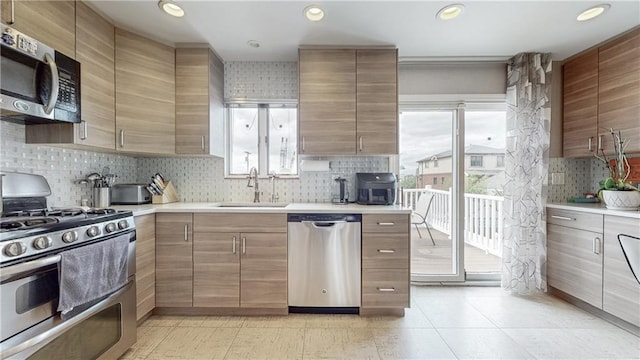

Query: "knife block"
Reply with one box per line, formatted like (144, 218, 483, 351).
(152, 181, 180, 204)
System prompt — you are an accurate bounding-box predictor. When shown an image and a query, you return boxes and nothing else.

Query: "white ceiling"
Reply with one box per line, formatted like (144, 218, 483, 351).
(88, 1, 640, 62)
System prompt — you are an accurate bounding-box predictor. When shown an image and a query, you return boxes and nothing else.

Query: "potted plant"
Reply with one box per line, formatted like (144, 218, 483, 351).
(595, 128, 640, 210)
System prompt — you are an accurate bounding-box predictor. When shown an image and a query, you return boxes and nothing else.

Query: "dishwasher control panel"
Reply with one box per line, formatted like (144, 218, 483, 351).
(287, 214, 362, 222)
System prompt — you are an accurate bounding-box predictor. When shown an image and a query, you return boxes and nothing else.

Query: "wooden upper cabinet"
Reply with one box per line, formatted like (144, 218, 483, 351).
(2, 0, 75, 57)
(562, 49, 598, 158)
(598, 28, 640, 155)
(299, 49, 357, 155)
(175, 47, 224, 156)
(356, 49, 398, 155)
(155, 213, 193, 308)
(115, 28, 175, 154)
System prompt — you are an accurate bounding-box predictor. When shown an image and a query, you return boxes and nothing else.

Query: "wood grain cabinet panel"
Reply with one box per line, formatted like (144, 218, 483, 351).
(193, 232, 240, 307)
(155, 213, 193, 307)
(362, 233, 409, 269)
(26, 2, 115, 150)
(356, 49, 398, 155)
(135, 214, 155, 320)
(362, 269, 409, 308)
(175, 47, 224, 156)
(598, 28, 640, 155)
(115, 28, 175, 154)
(603, 216, 640, 327)
(1, 0, 75, 57)
(240, 232, 288, 308)
(562, 49, 598, 158)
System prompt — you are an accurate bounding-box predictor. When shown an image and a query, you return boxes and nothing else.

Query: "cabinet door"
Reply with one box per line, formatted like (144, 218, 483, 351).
(156, 213, 192, 307)
(299, 49, 356, 155)
(240, 232, 287, 308)
(547, 224, 603, 308)
(563, 49, 598, 158)
(2, 0, 75, 57)
(115, 28, 175, 154)
(356, 49, 398, 155)
(176, 48, 209, 155)
(135, 214, 155, 320)
(598, 28, 640, 154)
(193, 231, 240, 307)
(603, 216, 640, 327)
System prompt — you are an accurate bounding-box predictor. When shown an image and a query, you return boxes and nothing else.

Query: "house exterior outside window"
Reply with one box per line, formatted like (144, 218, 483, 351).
(433, 177, 438, 185)
(497, 155, 505, 167)
(470, 155, 483, 167)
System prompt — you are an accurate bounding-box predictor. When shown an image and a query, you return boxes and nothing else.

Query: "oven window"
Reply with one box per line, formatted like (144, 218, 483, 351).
(27, 304, 122, 360)
(16, 269, 59, 314)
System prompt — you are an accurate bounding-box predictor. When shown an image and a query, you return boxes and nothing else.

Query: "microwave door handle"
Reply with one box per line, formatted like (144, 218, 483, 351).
(43, 53, 59, 115)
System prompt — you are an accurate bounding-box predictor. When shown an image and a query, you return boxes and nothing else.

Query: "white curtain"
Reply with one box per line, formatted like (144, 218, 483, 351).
(502, 53, 552, 294)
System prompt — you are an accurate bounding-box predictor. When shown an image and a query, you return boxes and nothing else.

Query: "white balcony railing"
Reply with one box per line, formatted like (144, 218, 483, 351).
(403, 187, 503, 257)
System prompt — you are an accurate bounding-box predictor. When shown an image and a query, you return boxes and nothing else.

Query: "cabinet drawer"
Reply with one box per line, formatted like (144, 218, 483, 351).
(362, 214, 409, 233)
(194, 213, 287, 233)
(547, 208, 603, 233)
(362, 233, 409, 269)
(362, 269, 409, 308)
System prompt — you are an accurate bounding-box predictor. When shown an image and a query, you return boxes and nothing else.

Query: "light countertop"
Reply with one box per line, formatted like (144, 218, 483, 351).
(547, 202, 640, 219)
(111, 202, 412, 217)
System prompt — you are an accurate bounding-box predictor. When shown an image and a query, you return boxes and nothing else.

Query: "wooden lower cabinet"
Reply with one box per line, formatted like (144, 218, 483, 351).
(603, 216, 640, 327)
(155, 213, 193, 307)
(193, 232, 239, 307)
(240, 232, 288, 308)
(135, 214, 155, 320)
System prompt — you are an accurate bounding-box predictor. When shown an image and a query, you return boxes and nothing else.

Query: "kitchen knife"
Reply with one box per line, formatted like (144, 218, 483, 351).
(146, 185, 158, 195)
(150, 182, 163, 195)
(152, 176, 165, 190)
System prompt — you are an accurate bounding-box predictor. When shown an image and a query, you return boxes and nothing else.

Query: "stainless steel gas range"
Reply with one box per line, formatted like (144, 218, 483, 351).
(0, 172, 137, 360)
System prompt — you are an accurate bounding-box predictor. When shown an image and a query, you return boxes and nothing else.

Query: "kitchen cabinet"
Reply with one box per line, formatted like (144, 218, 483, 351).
(193, 213, 287, 309)
(25, 2, 115, 150)
(562, 49, 598, 158)
(1, 0, 75, 57)
(155, 213, 193, 307)
(135, 214, 155, 320)
(547, 208, 604, 308)
(115, 28, 175, 155)
(361, 214, 410, 311)
(598, 28, 640, 155)
(603, 215, 640, 327)
(298, 48, 398, 155)
(175, 47, 224, 156)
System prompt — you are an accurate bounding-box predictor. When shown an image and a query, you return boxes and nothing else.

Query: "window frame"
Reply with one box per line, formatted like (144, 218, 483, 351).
(470, 155, 483, 167)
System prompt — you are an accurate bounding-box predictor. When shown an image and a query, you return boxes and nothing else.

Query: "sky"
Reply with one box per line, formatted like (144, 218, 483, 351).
(399, 110, 506, 176)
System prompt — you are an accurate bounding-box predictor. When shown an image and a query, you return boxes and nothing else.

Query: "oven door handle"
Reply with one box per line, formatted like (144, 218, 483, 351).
(0, 280, 134, 359)
(0, 254, 61, 281)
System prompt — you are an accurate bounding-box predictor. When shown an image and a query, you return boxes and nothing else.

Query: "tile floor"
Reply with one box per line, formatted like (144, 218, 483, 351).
(120, 286, 640, 360)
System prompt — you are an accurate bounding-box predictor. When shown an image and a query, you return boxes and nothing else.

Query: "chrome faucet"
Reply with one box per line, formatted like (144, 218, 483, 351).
(247, 167, 260, 203)
(269, 173, 279, 203)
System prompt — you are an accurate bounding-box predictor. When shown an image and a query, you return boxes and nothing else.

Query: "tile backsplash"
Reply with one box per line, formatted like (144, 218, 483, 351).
(224, 61, 297, 100)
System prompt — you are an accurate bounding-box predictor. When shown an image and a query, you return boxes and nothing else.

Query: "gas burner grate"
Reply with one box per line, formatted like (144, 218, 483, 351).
(48, 208, 86, 217)
(1, 221, 24, 230)
(87, 208, 117, 215)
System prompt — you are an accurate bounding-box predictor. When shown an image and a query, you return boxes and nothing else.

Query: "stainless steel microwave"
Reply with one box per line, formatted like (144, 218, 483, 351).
(0, 24, 80, 124)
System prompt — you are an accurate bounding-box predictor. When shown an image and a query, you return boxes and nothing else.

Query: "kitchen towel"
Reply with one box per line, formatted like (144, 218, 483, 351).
(57, 234, 129, 315)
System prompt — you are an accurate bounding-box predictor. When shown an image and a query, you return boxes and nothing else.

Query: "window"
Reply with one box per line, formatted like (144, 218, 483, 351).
(433, 177, 438, 185)
(433, 159, 438, 167)
(441, 177, 445, 184)
(424, 162, 429, 168)
(227, 104, 298, 176)
(470, 155, 483, 167)
(497, 155, 505, 167)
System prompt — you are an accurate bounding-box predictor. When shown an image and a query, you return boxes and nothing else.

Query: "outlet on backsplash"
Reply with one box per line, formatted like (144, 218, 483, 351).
(551, 172, 565, 185)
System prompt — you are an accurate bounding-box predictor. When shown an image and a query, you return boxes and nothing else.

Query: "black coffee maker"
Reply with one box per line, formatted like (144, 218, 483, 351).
(356, 173, 397, 205)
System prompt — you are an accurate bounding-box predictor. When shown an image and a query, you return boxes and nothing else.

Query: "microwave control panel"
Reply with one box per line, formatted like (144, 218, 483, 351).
(56, 71, 77, 112)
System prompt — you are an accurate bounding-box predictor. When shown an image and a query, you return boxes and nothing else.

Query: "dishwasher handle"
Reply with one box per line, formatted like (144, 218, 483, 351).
(302, 220, 347, 228)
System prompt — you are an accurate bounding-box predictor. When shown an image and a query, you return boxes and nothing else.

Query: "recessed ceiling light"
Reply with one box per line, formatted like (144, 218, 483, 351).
(247, 40, 260, 48)
(304, 4, 325, 22)
(437, 4, 464, 20)
(577, 4, 610, 21)
(158, 0, 184, 17)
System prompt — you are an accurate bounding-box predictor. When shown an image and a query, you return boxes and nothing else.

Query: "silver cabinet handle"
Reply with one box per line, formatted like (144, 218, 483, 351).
(588, 137, 593, 152)
(201, 135, 205, 152)
(377, 222, 396, 226)
(43, 53, 59, 115)
(359, 136, 363, 151)
(242, 237, 246, 255)
(8, 0, 15, 24)
(551, 215, 575, 221)
(232, 236, 236, 254)
(593, 237, 601, 255)
(377, 287, 396, 292)
(79, 120, 88, 140)
(301, 136, 305, 153)
(598, 135, 603, 151)
(377, 249, 395, 253)
(119, 129, 125, 148)
(184, 224, 188, 241)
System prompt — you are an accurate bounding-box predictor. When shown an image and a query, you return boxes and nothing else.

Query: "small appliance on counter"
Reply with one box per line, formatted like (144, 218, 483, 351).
(332, 177, 349, 204)
(356, 172, 397, 205)
(110, 184, 152, 205)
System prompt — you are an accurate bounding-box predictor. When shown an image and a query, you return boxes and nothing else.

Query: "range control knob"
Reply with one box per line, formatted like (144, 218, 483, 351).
(33, 236, 53, 250)
(62, 231, 78, 243)
(86, 226, 100, 238)
(4, 242, 27, 257)
(117, 220, 129, 230)
(105, 223, 117, 233)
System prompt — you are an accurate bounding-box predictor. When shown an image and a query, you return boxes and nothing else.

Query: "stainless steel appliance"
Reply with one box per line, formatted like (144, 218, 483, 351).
(331, 177, 349, 204)
(0, 172, 136, 360)
(0, 24, 80, 124)
(288, 214, 361, 312)
(356, 172, 397, 205)
(110, 184, 151, 205)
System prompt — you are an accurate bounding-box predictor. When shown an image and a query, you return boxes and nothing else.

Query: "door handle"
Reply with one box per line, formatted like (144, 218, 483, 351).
(201, 135, 205, 152)
(43, 53, 59, 115)
(184, 224, 188, 241)
(377, 222, 396, 226)
(550, 215, 575, 221)
(377, 287, 396, 292)
(79, 120, 88, 140)
(597, 135, 603, 150)
(593, 237, 601, 255)
(119, 130, 125, 148)
(8, 0, 15, 24)
(588, 137, 593, 152)
(359, 136, 363, 152)
(242, 237, 246, 255)
(377, 249, 396, 253)
(301, 136, 305, 153)
(232, 236, 236, 254)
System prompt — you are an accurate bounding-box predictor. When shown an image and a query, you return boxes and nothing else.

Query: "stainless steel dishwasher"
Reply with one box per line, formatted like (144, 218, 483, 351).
(288, 214, 361, 311)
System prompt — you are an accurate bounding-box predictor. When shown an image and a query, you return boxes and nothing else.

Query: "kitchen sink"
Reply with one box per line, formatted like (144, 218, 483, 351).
(215, 202, 289, 208)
